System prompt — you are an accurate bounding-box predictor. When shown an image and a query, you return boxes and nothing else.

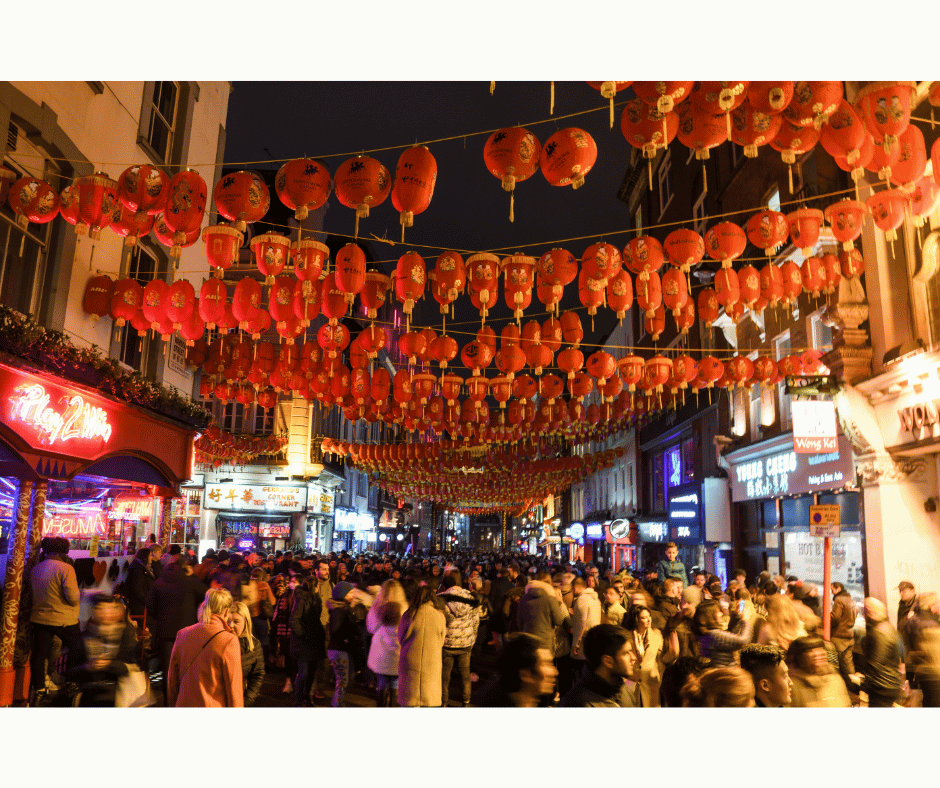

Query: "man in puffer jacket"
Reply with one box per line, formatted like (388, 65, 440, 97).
(438, 569, 481, 706)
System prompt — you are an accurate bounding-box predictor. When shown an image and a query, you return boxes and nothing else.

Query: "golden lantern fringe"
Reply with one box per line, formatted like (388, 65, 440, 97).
(609, 97, 615, 129)
(702, 161, 707, 195)
(648, 159, 653, 191)
(550, 82, 555, 116)
(509, 191, 515, 223)
(725, 111, 732, 141)
(788, 164, 794, 194)
(490, 82, 495, 95)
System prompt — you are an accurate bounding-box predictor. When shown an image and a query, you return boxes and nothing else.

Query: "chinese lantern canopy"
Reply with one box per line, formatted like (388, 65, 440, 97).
(606, 269, 634, 322)
(786, 208, 824, 257)
(784, 81, 843, 128)
(110, 279, 143, 327)
(664, 229, 705, 273)
(232, 277, 262, 329)
(291, 238, 328, 282)
(704, 222, 746, 269)
(391, 146, 437, 240)
(747, 82, 794, 115)
(866, 189, 908, 244)
(730, 101, 783, 159)
(540, 128, 597, 189)
(334, 243, 367, 303)
(677, 102, 728, 192)
(698, 288, 720, 328)
(824, 200, 866, 251)
(8, 176, 60, 231)
(801, 257, 824, 297)
(109, 201, 154, 247)
(714, 268, 740, 309)
(142, 279, 170, 329)
(621, 99, 680, 187)
(909, 177, 940, 229)
(82, 275, 114, 322)
(624, 235, 665, 281)
(250, 233, 290, 285)
(633, 81, 695, 115)
(202, 224, 243, 278)
(321, 271, 349, 325)
(662, 268, 689, 316)
(166, 279, 195, 328)
(746, 210, 789, 257)
(889, 124, 927, 190)
(854, 81, 916, 155)
(780, 260, 803, 304)
(117, 164, 168, 220)
(483, 127, 541, 222)
(275, 158, 331, 221)
(163, 169, 207, 258)
(587, 81, 633, 127)
(770, 121, 820, 192)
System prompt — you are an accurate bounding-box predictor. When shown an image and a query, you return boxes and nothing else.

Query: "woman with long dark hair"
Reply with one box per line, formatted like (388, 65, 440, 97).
(289, 575, 325, 707)
(397, 584, 449, 707)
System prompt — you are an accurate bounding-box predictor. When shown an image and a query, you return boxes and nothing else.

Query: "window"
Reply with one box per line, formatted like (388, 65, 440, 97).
(692, 189, 707, 236)
(633, 204, 643, 234)
(774, 331, 792, 429)
(652, 452, 666, 513)
(358, 470, 367, 498)
(222, 402, 245, 433)
(254, 405, 274, 434)
(116, 243, 159, 371)
(145, 82, 178, 163)
(766, 187, 781, 214)
(658, 149, 673, 218)
(809, 310, 833, 354)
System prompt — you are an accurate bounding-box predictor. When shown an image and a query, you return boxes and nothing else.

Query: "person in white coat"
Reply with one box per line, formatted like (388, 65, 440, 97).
(570, 577, 602, 663)
(367, 579, 408, 707)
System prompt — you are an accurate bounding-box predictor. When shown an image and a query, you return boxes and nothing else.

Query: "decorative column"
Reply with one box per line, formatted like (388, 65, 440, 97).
(12, 480, 48, 695)
(160, 496, 173, 551)
(25, 480, 47, 566)
(0, 480, 34, 706)
(821, 274, 873, 385)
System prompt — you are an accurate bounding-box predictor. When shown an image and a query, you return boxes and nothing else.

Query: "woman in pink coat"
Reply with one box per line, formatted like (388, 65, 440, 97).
(167, 587, 243, 707)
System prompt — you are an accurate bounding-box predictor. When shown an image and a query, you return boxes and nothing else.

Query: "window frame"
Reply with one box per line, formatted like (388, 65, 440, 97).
(657, 148, 674, 220)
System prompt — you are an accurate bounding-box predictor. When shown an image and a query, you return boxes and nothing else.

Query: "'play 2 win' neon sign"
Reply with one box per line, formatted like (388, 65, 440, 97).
(9, 383, 112, 445)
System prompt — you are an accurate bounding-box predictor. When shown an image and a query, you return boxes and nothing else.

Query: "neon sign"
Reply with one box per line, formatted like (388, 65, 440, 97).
(9, 383, 112, 446)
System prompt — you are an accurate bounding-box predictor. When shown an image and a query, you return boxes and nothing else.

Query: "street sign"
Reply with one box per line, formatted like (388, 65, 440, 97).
(810, 504, 840, 525)
(810, 523, 841, 538)
(89, 535, 99, 558)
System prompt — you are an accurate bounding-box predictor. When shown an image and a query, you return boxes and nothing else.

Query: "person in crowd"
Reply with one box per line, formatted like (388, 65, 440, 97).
(270, 574, 291, 672)
(145, 555, 208, 703)
(786, 582, 821, 633)
(149, 544, 164, 579)
(64, 594, 141, 707)
(625, 604, 679, 707)
(682, 571, 707, 607)
(398, 585, 449, 707)
(755, 594, 804, 651)
(246, 566, 276, 664)
(488, 565, 516, 643)
(167, 587, 243, 707)
(311, 559, 335, 698)
(693, 599, 754, 667)
(897, 580, 918, 662)
(904, 591, 940, 707)
(681, 666, 755, 707)
(160, 544, 181, 570)
(570, 576, 602, 663)
(830, 582, 858, 685)
(367, 597, 403, 707)
(602, 585, 626, 626)
(476, 632, 558, 707)
(660, 655, 711, 707)
(326, 581, 364, 707)
(861, 597, 902, 707)
(740, 644, 791, 707)
(517, 571, 569, 653)
(656, 542, 689, 586)
(230, 601, 265, 706)
(438, 568, 481, 706)
(29, 537, 82, 704)
(560, 623, 638, 708)
(124, 547, 156, 622)
(785, 634, 850, 707)
(288, 573, 327, 704)
(653, 577, 682, 631)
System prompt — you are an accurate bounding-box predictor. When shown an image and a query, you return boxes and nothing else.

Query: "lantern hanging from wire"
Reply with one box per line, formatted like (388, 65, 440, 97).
(770, 121, 819, 192)
(691, 81, 749, 139)
(334, 156, 392, 238)
(292, 238, 328, 281)
(704, 221, 747, 269)
(275, 158, 331, 221)
(483, 127, 541, 222)
(118, 164, 168, 220)
(163, 169, 207, 259)
(909, 177, 940, 229)
(854, 81, 916, 155)
(746, 209, 789, 258)
(540, 128, 597, 189)
(587, 81, 633, 127)
(201, 224, 242, 277)
(824, 199, 866, 251)
(664, 228, 705, 273)
(250, 233, 290, 285)
(621, 98, 680, 188)
(786, 208, 825, 257)
(633, 81, 695, 115)
(866, 188, 908, 245)
(677, 102, 727, 192)
(213, 170, 269, 234)
(606, 268, 634, 323)
(624, 235, 665, 281)
(730, 100, 783, 159)
(395, 251, 426, 327)
(747, 82, 794, 115)
(392, 145, 437, 241)
(110, 201, 154, 247)
(783, 81, 843, 128)
(889, 124, 927, 190)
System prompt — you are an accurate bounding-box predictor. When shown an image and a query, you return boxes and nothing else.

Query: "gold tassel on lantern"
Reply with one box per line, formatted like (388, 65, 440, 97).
(550, 82, 554, 115)
(509, 190, 514, 224)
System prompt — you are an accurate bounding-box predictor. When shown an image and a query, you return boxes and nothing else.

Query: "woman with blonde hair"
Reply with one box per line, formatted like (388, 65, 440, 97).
(167, 587, 243, 707)
(230, 601, 265, 706)
(681, 665, 755, 707)
(756, 594, 805, 652)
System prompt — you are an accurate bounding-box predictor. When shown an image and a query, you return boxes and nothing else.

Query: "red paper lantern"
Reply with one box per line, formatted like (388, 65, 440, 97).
(434, 251, 466, 314)
(675, 299, 696, 335)
(889, 124, 927, 189)
(201, 224, 242, 277)
(697, 356, 724, 389)
(319, 322, 351, 360)
(780, 261, 803, 303)
(580, 242, 621, 288)
(704, 222, 747, 268)
(783, 81, 843, 128)
(557, 347, 584, 381)
(392, 145, 437, 235)
(747, 82, 794, 115)
(770, 121, 819, 190)
(746, 210, 789, 257)
(501, 254, 537, 320)
(633, 81, 695, 114)
(910, 177, 940, 228)
(395, 251, 426, 321)
(727, 355, 755, 388)
(293, 279, 321, 327)
(110, 279, 143, 327)
(441, 373, 463, 405)
(753, 356, 778, 387)
(250, 233, 290, 284)
(867, 189, 908, 243)
(677, 102, 727, 164)
(643, 355, 674, 394)
(662, 268, 688, 316)
(142, 279, 170, 329)
(334, 243, 367, 303)
(854, 81, 916, 154)
(621, 99, 679, 161)
(166, 279, 195, 328)
(821, 253, 842, 294)
(483, 127, 541, 222)
(801, 257, 824, 297)
(730, 101, 783, 159)
(587, 81, 633, 127)
(698, 288, 720, 327)
(840, 248, 865, 278)
(738, 265, 760, 308)
(645, 305, 666, 341)
(786, 208, 825, 257)
(154, 213, 199, 256)
(358, 324, 389, 359)
(617, 355, 644, 392)
(624, 235, 665, 281)
(109, 201, 154, 247)
(269, 276, 296, 326)
(512, 375, 538, 401)
(491, 376, 513, 409)
(777, 354, 804, 379)
(560, 311, 584, 346)
(359, 271, 390, 320)
(275, 158, 331, 221)
(606, 268, 634, 321)
(321, 271, 349, 325)
(664, 228, 705, 272)
(537, 248, 578, 289)
(824, 200, 866, 251)
(214, 170, 270, 233)
(540, 128, 597, 189)
(524, 342, 553, 376)
(163, 170, 207, 256)
(117, 164, 168, 219)
(8, 177, 59, 229)
(541, 317, 562, 353)
(292, 238, 328, 281)
(671, 355, 698, 391)
(578, 267, 606, 319)
(820, 100, 867, 166)
(462, 340, 495, 376)
(59, 185, 81, 230)
(82, 275, 114, 321)
(714, 268, 740, 308)
(430, 334, 459, 369)
(867, 132, 901, 182)
(179, 299, 205, 346)
(398, 331, 427, 365)
(586, 351, 616, 384)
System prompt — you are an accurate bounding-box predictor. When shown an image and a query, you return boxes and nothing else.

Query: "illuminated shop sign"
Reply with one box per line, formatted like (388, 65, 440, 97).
(9, 383, 112, 446)
(205, 484, 307, 512)
(568, 522, 585, 540)
(728, 434, 855, 502)
(637, 520, 668, 542)
(668, 483, 702, 543)
(585, 523, 604, 539)
(43, 511, 108, 538)
(334, 508, 375, 533)
(260, 524, 290, 538)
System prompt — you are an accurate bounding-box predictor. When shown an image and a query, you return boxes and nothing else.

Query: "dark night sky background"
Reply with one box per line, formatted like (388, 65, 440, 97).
(223, 81, 637, 349)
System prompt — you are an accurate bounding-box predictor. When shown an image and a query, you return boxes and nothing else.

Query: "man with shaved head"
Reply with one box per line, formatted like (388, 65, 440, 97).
(861, 597, 902, 707)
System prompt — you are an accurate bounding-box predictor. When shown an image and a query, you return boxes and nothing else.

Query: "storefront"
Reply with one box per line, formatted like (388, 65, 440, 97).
(335, 507, 376, 553)
(666, 477, 732, 585)
(204, 482, 307, 554)
(605, 518, 637, 574)
(725, 432, 863, 602)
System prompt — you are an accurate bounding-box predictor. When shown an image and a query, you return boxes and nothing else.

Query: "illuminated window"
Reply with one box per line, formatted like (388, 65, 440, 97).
(766, 187, 781, 214)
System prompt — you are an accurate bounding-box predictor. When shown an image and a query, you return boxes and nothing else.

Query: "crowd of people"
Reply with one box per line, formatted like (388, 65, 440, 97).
(19, 536, 940, 708)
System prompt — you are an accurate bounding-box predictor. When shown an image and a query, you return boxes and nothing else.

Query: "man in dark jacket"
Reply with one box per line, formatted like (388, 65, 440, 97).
(517, 573, 569, 652)
(861, 597, 902, 707)
(905, 592, 940, 707)
(897, 581, 918, 659)
(489, 565, 517, 639)
(124, 547, 155, 619)
(560, 624, 638, 707)
(146, 556, 208, 702)
(830, 582, 857, 682)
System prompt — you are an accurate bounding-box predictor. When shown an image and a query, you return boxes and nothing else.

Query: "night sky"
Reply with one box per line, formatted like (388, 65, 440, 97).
(223, 81, 637, 350)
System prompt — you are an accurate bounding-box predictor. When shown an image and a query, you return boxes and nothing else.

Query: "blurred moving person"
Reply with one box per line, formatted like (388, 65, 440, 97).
(560, 624, 638, 708)
(681, 666, 755, 707)
(905, 591, 940, 707)
(476, 632, 557, 707)
(624, 604, 679, 708)
(230, 601, 265, 706)
(786, 635, 850, 707)
(740, 644, 791, 707)
(829, 582, 857, 686)
(861, 597, 902, 708)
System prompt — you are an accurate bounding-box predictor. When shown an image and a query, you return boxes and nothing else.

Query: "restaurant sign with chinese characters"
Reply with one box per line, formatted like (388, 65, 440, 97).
(204, 484, 308, 512)
(727, 433, 856, 503)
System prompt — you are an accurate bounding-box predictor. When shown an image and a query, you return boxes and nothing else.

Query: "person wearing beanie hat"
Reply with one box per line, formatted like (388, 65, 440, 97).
(326, 581, 362, 707)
